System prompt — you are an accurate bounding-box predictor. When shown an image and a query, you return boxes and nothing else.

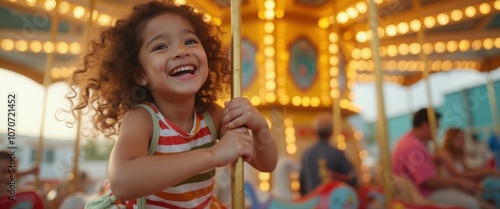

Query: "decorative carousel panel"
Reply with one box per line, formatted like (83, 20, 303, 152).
(241, 38, 257, 91)
(289, 37, 317, 91)
(276, 18, 330, 106)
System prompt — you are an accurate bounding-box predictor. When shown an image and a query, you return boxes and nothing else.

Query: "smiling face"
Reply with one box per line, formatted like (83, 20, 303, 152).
(138, 13, 208, 102)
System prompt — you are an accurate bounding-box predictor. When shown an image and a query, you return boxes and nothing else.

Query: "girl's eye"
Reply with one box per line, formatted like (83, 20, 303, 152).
(185, 39, 197, 45)
(153, 44, 168, 51)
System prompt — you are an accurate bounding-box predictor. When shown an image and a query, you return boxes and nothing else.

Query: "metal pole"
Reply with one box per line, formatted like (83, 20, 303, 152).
(35, 0, 60, 188)
(368, 0, 392, 206)
(230, 0, 244, 208)
(413, 0, 439, 152)
(70, 0, 96, 193)
(487, 71, 500, 135)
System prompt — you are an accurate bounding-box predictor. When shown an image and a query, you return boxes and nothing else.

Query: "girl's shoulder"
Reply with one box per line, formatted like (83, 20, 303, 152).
(204, 103, 224, 136)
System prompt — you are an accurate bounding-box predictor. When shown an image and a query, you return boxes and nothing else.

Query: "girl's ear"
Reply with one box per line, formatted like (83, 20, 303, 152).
(134, 72, 148, 86)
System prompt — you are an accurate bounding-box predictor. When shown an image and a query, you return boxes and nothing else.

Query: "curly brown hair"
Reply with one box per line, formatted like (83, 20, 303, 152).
(67, 0, 230, 136)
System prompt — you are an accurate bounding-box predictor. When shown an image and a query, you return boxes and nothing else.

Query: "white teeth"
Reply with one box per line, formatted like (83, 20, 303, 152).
(172, 66, 194, 74)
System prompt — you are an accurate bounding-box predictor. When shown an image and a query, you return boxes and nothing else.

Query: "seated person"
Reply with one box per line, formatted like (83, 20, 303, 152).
(437, 128, 498, 209)
(392, 108, 480, 209)
(299, 112, 358, 196)
(0, 150, 42, 208)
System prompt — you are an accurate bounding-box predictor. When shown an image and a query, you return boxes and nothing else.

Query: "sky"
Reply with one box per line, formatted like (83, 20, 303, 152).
(1, 67, 500, 140)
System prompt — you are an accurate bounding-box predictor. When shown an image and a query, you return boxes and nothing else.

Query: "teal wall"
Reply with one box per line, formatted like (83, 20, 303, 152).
(367, 80, 500, 148)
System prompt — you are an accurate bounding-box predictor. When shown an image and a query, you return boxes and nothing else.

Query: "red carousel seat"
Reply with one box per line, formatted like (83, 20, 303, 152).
(0, 189, 44, 209)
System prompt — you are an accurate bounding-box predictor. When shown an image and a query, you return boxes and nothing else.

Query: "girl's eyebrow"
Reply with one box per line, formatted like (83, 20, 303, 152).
(145, 29, 197, 48)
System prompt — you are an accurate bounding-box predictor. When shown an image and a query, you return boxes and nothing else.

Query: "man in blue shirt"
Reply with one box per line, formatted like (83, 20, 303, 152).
(299, 113, 358, 195)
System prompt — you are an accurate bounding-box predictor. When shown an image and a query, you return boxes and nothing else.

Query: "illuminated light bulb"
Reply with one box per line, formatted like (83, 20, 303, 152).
(409, 43, 421, 55)
(446, 40, 458, 53)
(385, 24, 397, 37)
(410, 19, 421, 31)
(44, 0, 56, 11)
(459, 40, 470, 52)
(397, 22, 409, 34)
(424, 16, 436, 28)
(437, 13, 449, 25)
(450, 9, 463, 21)
(318, 16, 330, 29)
(15, 40, 28, 52)
(356, 2, 367, 14)
(479, 3, 491, 15)
(337, 12, 349, 24)
(58, 1, 70, 14)
(30, 40, 42, 52)
(465, 6, 476, 18)
(73, 6, 86, 19)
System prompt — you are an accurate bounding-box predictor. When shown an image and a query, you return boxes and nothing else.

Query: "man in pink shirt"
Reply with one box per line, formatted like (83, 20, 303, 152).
(392, 108, 479, 209)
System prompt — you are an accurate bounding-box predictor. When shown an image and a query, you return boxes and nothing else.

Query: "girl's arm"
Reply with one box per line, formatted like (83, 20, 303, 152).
(220, 98, 278, 172)
(438, 151, 492, 179)
(109, 107, 253, 200)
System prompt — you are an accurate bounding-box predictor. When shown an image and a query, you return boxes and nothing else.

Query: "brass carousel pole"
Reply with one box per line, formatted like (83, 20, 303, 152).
(368, 0, 392, 206)
(413, 0, 439, 151)
(487, 71, 500, 134)
(35, 0, 60, 188)
(230, 0, 244, 208)
(70, 0, 96, 193)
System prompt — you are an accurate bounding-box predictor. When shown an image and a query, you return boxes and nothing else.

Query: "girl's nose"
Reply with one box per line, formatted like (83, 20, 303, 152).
(173, 45, 190, 59)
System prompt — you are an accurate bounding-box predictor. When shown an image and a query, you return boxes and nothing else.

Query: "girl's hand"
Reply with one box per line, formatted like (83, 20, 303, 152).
(223, 97, 268, 132)
(209, 127, 254, 167)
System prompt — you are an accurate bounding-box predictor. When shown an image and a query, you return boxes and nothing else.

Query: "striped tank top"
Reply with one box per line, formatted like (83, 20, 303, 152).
(110, 102, 221, 209)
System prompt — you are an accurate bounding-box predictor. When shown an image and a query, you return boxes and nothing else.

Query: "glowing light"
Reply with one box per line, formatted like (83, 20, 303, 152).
(44, 0, 56, 11)
(264, 22, 274, 33)
(318, 17, 330, 29)
(450, 9, 463, 21)
(292, 96, 301, 106)
(459, 40, 470, 51)
(434, 42, 446, 53)
(385, 24, 397, 37)
(259, 182, 270, 191)
(356, 31, 368, 43)
(397, 22, 409, 34)
(73, 6, 86, 19)
(398, 43, 409, 55)
(69, 42, 81, 54)
(26, 0, 36, 7)
(479, 3, 491, 15)
(484, 38, 494, 50)
(56, 42, 68, 54)
(329, 33, 339, 42)
(387, 45, 398, 57)
(264, 0, 275, 9)
(346, 7, 358, 19)
(447, 40, 458, 52)
(329, 44, 339, 54)
(356, 2, 367, 14)
(410, 19, 421, 31)
(30, 40, 42, 52)
(15, 40, 28, 52)
(337, 12, 349, 24)
(465, 6, 476, 18)
(1, 39, 14, 51)
(437, 13, 449, 25)
(311, 97, 320, 107)
(263, 35, 274, 45)
(58, 1, 70, 14)
(43, 41, 55, 53)
(409, 43, 421, 55)
(424, 16, 436, 28)
(301, 97, 310, 107)
(286, 144, 297, 154)
(423, 43, 433, 54)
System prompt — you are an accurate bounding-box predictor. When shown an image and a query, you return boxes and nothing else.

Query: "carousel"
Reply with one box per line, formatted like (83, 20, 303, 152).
(0, 0, 499, 208)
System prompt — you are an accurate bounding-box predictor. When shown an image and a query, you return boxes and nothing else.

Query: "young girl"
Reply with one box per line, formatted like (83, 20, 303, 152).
(67, 0, 277, 208)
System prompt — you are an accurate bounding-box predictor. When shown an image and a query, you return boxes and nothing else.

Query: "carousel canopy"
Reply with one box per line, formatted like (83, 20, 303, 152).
(0, 0, 498, 86)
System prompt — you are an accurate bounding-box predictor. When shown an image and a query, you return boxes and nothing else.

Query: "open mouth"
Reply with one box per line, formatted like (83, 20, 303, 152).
(170, 65, 197, 77)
